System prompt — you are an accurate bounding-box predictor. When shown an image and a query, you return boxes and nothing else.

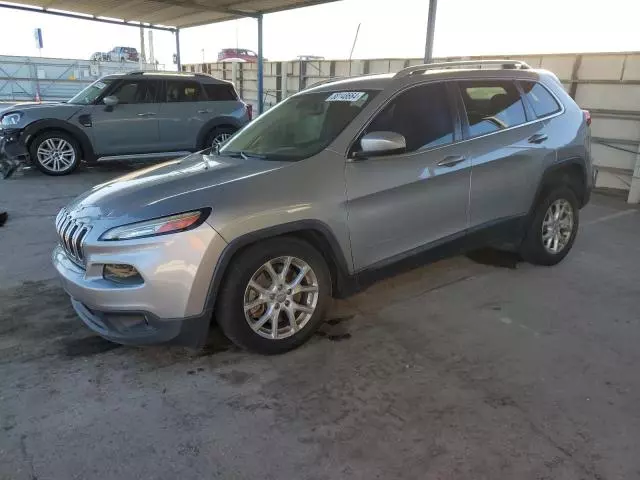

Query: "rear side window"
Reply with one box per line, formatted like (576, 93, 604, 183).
(520, 81, 561, 118)
(459, 80, 527, 138)
(365, 83, 454, 153)
(165, 80, 205, 102)
(204, 83, 238, 101)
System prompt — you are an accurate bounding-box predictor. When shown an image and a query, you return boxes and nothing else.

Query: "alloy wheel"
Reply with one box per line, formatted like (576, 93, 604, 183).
(243, 256, 319, 340)
(541, 198, 574, 254)
(36, 138, 76, 173)
(212, 133, 232, 150)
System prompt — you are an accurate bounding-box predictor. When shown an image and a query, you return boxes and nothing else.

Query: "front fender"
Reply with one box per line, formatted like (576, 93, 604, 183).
(22, 119, 96, 161)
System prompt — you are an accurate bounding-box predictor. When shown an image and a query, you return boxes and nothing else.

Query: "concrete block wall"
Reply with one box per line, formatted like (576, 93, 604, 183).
(185, 52, 640, 203)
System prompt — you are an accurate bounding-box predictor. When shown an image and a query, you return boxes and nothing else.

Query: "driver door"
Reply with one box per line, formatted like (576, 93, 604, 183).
(90, 78, 161, 156)
(345, 82, 471, 270)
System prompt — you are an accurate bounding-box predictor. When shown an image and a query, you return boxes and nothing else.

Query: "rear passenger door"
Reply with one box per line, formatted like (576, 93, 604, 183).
(458, 79, 557, 229)
(345, 82, 471, 270)
(157, 79, 209, 151)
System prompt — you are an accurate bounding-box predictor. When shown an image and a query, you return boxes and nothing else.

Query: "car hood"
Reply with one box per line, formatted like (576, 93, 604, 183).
(66, 152, 288, 223)
(4, 101, 83, 116)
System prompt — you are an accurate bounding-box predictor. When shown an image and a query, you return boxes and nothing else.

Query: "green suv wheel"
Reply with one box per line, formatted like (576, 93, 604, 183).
(30, 131, 81, 176)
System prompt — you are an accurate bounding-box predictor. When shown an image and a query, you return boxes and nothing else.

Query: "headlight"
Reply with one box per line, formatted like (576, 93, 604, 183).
(100, 209, 208, 241)
(1, 112, 22, 126)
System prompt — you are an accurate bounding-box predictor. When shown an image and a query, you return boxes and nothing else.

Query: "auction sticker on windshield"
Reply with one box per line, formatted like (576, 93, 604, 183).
(326, 92, 366, 102)
(95, 81, 106, 89)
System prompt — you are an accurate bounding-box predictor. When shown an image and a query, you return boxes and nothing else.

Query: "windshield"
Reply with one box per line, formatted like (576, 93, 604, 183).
(68, 79, 114, 105)
(220, 89, 379, 161)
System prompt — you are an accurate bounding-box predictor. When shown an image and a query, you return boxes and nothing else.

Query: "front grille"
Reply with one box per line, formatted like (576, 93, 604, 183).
(55, 209, 90, 266)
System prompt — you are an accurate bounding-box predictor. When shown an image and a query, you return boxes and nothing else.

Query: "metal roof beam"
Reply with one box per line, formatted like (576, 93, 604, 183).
(0, 2, 176, 30)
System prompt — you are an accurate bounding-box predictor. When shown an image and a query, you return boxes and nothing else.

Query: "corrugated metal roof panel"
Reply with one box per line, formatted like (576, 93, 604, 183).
(0, 0, 340, 27)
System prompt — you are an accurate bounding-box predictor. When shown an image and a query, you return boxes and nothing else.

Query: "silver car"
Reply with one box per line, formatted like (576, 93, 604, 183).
(53, 60, 595, 354)
(0, 72, 250, 176)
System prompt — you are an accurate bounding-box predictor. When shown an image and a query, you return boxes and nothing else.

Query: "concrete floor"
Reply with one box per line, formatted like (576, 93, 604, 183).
(1, 164, 639, 480)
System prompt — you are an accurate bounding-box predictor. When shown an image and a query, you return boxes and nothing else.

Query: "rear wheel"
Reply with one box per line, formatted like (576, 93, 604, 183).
(216, 237, 331, 354)
(205, 126, 236, 151)
(29, 131, 81, 176)
(520, 186, 579, 266)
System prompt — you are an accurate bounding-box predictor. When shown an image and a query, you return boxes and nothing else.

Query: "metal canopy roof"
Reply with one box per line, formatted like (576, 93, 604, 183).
(0, 0, 339, 29)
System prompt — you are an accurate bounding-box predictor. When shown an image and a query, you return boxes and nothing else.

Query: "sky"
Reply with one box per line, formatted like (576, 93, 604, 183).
(2, 0, 640, 68)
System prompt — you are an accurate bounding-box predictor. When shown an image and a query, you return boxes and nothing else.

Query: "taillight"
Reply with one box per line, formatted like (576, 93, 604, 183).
(246, 104, 253, 120)
(582, 109, 591, 126)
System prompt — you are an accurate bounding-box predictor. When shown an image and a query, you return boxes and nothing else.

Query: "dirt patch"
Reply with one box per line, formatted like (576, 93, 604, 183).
(0, 280, 88, 363)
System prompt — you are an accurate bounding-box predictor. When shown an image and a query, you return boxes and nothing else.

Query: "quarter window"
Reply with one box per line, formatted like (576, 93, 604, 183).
(204, 83, 238, 101)
(459, 80, 527, 138)
(364, 83, 454, 153)
(520, 81, 561, 118)
(165, 80, 205, 102)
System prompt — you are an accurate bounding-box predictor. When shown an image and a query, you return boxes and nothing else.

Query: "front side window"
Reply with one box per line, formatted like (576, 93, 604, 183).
(165, 80, 205, 102)
(459, 80, 527, 138)
(67, 78, 115, 105)
(110, 80, 159, 104)
(520, 81, 561, 119)
(364, 82, 454, 153)
(220, 90, 378, 161)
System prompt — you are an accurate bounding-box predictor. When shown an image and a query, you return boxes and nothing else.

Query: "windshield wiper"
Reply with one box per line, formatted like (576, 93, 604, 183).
(220, 150, 267, 160)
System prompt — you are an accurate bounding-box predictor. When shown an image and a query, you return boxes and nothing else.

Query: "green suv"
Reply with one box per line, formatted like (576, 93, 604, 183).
(0, 72, 251, 175)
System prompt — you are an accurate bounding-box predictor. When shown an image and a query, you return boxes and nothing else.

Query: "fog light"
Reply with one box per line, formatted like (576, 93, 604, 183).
(103, 264, 143, 285)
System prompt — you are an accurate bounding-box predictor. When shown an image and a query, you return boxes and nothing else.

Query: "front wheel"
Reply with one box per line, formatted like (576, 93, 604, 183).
(216, 237, 331, 354)
(520, 186, 579, 266)
(29, 131, 81, 176)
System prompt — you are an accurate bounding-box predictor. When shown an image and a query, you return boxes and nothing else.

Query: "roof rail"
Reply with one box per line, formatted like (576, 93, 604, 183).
(125, 70, 209, 77)
(303, 76, 345, 90)
(394, 60, 531, 79)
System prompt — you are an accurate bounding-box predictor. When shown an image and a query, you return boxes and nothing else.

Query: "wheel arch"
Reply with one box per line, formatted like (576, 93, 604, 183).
(534, 157, 588, 210)
(23, 119, 96, 162)
(206, 220, 354, 312)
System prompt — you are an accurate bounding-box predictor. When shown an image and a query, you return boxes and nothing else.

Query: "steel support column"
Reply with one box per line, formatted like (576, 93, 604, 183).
(175, 28, 181, 71)
(257, 14, 264, 114)
(424, 0, 438, 63)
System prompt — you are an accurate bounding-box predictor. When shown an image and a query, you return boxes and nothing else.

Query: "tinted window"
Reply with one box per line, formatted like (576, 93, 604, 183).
(521, 81, 561, 118)
(204, 83, 238, 101)
(165, 80, 205, 102)
(365, 83, 454, 153)
(110, 80, 158, 104)
(460, 80, 527, 138)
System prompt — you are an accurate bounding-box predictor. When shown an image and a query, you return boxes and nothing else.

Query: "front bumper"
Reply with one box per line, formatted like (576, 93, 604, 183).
(0, 128, 28, 160)
(52, 222, 228, 345)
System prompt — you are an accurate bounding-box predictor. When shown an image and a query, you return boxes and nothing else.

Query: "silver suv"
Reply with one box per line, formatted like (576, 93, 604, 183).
(0, 72, 250, 176)
(52, 60, 595, 354)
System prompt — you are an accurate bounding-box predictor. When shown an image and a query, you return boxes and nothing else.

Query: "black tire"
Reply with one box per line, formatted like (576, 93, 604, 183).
(205, 126, 236, 150)
(29, 131, 81, 176)
(216, 237, 332, 354)
(520, 186, 580, 266)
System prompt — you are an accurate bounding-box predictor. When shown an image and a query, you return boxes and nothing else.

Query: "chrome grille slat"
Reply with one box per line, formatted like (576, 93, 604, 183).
(55, 211, 90, 267)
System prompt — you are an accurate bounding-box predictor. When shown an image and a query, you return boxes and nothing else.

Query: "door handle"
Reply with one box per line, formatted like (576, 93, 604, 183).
(437, 155, 466, 168)
(528, 133, 548, 144)
(197, 109, 211, 114)
(137, 112, 156, 117)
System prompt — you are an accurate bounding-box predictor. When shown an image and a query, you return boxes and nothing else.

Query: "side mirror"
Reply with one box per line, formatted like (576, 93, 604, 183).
(354, 131, 406, 159)
(103, 95, 119, 107)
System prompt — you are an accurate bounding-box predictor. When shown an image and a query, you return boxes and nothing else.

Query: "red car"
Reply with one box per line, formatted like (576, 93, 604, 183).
(217, 48, 264, 63)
